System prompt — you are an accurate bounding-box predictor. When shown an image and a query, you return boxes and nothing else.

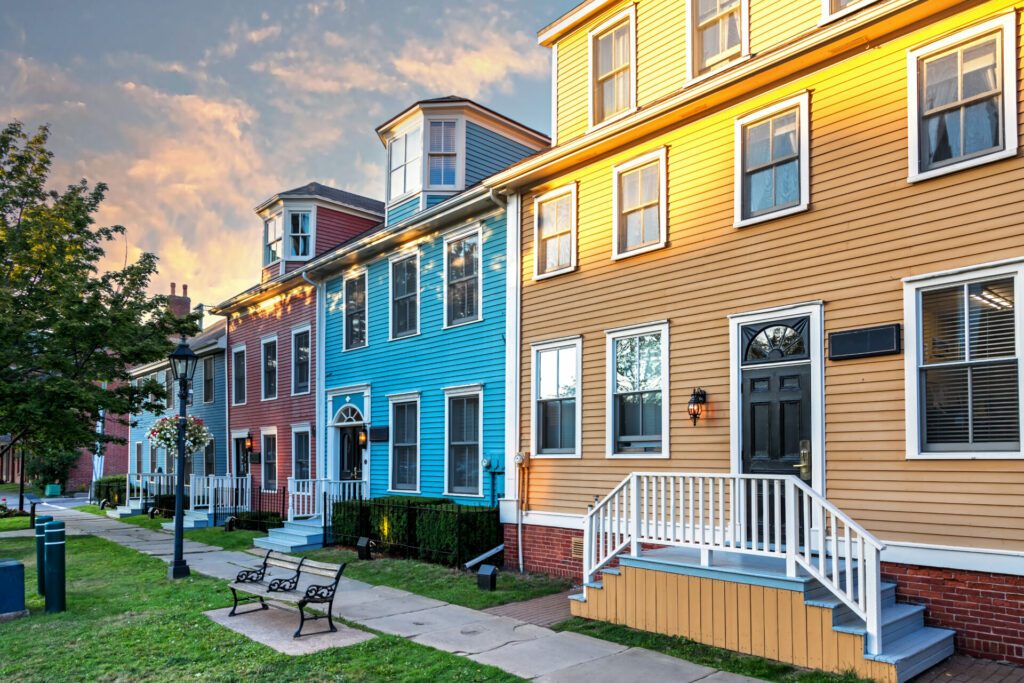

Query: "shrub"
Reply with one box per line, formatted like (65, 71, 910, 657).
(331, 496, 448, 552)
(416, 504, 500, 565)
(93, 475, 127, 506)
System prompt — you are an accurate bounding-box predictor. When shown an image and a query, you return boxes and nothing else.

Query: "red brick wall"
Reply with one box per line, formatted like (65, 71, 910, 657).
(65, 411, 131, 492)
(883, 562, 1024, 665)
(503, 523, 583, 580)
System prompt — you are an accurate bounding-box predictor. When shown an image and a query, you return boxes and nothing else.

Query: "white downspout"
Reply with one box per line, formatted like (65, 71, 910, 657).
(502, 190, 523, 572)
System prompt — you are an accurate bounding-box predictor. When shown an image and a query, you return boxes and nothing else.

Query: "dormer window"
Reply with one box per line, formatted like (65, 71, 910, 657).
(428, 121, 457, 188)
(389, 126, 422, 201)
(263, 214, 282, 265)
(288, 211, 311, 259)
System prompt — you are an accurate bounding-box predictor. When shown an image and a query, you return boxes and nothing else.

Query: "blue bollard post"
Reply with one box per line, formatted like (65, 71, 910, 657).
(34, 515, 53, 596)
(44, 521, 66, 613)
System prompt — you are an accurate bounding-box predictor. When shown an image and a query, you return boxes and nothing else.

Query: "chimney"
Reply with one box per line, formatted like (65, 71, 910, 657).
(167, 282, 191, 319)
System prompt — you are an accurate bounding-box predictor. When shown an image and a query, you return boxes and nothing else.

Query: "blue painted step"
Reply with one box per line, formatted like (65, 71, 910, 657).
(252, 517, 325, 553)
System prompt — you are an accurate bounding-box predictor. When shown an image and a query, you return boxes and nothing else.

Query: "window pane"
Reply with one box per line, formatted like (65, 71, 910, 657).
(642, 391, 663, 436)
(390, 168, 404, 198)
(642, 206, 660, 245)
(969, 279, 1015, 359)
(233, 351, 245, 403)
(345, 277, 366, 348)
(921, 286, 965, 363)
(964, 99, 1000, 155)
(294, 432, 310, 480)
(406, 158, 421, 193)
(429, 121, 455, 152)
(962, 39, 998, 98)
(773, 112, 797, 160)
(263, 435, 277, 489)
(725, 10, 740, 50)
(617, 394, 642, 437)
(640, 163, 659, 202)
(558, 346, 578, 397)
(390, 136, 405, 170)
(971, 362, 1020, 446)
(698, 0, 717, 22)
(621, 169, 640, 210)
(539, 348, 559, 399)
(924, 53, 959, 109)
(555, 195, 571, 232)
(700, 23, 719, 66)
(598, 32, 613, 77)
(294, 331, 310, 393)
(748, 168, 773, 215)
(263, 341, 277, 398)
(922, 366, 970, 448)
(775, 159, 799, 208)
(746, 120, 771, 169)
(925, 110, 961, 164)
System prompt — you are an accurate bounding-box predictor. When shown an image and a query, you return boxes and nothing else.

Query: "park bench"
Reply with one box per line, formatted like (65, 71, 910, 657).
(229, 550, 347, 638)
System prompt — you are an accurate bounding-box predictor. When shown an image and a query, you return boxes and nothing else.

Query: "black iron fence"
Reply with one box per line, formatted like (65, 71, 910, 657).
(212, 479, 286, 532)
(324, 494, 501, 567)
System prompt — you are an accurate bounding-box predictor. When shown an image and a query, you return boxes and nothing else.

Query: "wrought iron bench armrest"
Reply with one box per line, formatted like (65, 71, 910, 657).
(234, 549, 272, 583)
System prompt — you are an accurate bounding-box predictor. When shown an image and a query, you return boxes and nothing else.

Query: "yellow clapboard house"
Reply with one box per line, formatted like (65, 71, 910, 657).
(486, 0, 1024, 680)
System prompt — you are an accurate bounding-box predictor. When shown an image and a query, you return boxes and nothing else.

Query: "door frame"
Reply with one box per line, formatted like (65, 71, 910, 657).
(728, 301, 825, 495)
(326, 385, 370, 489)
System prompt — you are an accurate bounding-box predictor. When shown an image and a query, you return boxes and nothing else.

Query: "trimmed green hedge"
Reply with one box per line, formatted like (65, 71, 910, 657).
(416, 504, 500, 565)
(93, 475, 127, 507)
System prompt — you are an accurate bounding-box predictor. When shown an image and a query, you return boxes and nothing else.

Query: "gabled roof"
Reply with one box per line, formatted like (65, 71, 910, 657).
(129, 318, 227, 376)
(254, 181, 385, 216)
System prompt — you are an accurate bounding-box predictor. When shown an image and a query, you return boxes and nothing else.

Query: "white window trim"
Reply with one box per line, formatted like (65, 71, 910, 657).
(424, 117, 466, 192)
(903, 259, 1024, 460)
(532, 184, 578, 280)
(291, 324, 312, 396)
(260, 427, 278, 492)
(587, 6, 638, 132)
(231, 344, 247, 407)
(343, 269, 369, 352)
(443, 383, 485, 497)
(290, 423, 312, 481)
(611, 147, 669, 261)
(388, 250, 422, 341)
(728, 301, 826, 495)
(443, 223, 484, 329)
(906, 13, 1019, 183)
(819, 0, 882, 25)
(733, 92, 812, 228)
(202, 355, 215, 404)
(387, 392, 421, 494)
(531, 336, 583, 459)
(387, 119, 424, 205)
(284, 205, 316, 262)
(605, 321, 670, 459)
(260, 335, 278, 402)
(686, 0, 751, 83)
(263, 211, 283, 267)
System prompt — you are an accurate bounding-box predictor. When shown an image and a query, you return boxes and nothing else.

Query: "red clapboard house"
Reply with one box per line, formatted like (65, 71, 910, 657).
(213, 183, 383, 518)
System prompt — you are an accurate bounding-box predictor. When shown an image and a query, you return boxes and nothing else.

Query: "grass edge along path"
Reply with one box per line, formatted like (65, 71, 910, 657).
(0, 534, 522, 683)
(554, 617, 872, 683)
(76, 503, 263, 551)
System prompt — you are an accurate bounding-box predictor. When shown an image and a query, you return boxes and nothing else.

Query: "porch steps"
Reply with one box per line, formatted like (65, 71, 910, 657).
(569, 549, 953, 683)
(106, 500, 146, 519)
(252, 517, 324, 553)
(160, 509, 213, 531)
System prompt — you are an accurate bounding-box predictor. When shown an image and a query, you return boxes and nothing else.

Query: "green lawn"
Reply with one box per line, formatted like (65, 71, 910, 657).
(302, 546, 571, 610)
(0, 535, 521, 682)
(0, 515, 32, 532)
(554, 618, 869, 683)
(78, 505, 263, 551)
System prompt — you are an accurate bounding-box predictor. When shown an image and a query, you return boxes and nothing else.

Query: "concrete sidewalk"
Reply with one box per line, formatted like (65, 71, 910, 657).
(4, 502, 764, 682)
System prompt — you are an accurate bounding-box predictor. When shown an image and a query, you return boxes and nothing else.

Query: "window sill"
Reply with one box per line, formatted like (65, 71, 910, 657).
(533, 265, 577, 281)
(387, 488, 421, 495)
(533, 452, 582, 459)
(261, 396, 278, 402)
(388, 331, 421, 342)
(263, 258, 281, 269)
(342, 343, 368, 353)
(291, 389, 311, 397)
(734, 203, 809, 229)
(908, 148, 1017, 183)
(443, 316, 484, 330)
(231, 401, 247, 407)
(444, 491, 485, 498)
(588, 107, 637, 134)
(607, 451, 670, 459)
(907, 451, 1023, 460)
(612, 241, 666, 261)
(687, 54, 752, 89)
(286, 254, 312, 262)
(818, 0, 882, 25)
(387, 190, 421, 207)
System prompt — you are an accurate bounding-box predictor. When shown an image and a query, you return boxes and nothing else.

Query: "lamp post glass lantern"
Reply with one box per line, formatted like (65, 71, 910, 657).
(168, 337, 198, 580)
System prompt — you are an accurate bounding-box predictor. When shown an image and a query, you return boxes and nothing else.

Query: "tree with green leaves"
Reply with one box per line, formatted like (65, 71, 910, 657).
(0, 121, 198, 507)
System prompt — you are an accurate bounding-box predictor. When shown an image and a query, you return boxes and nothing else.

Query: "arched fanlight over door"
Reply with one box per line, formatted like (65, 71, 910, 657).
(742, 318, 810, 364)
(333, 404, 364, 425)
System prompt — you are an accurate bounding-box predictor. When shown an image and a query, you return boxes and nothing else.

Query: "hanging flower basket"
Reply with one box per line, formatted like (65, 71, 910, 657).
(147, 415, 212, 454)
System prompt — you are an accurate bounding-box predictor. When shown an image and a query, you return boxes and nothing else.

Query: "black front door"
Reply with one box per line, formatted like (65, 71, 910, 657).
(337, 427, 361, 481)
(742, 363, 812, 477)
(233, 437, 249, 476)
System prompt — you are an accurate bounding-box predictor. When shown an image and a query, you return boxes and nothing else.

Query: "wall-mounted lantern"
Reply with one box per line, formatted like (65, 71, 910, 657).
(357, 428, 368, 448)
(244, 432, 254, 454)
(687, 388, 707, 426)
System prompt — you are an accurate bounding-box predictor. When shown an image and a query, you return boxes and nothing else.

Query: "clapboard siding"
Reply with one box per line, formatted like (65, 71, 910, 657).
(465, 122, 537, 186)
(522, 0, 1024, 552)
(316, 206, 380, 256)
(387, 195, 419, 226)
(322, 212, 507, 505)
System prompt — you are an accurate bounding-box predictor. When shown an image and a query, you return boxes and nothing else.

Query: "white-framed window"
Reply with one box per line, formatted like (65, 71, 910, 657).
(263, 213, 282, 266)
(292, 326, 311, 395)
(444, 385, 483, 496)
(389, 393, 420, 492)
(689, 0, 748, 78)
(389, 252, 419, 340)
(287, 210, 312, 259)
(734, 92, 811, 227)
(908, 14, 1018, 182)
(202, 356, 215, 404)
(428, 120, 458, 188)
(261, 336, 278, 401)
(231, 345, 246, 406)
(344, 271, 368, 351)
(292, 424, 311, 480)
(606, 321, 670, 458)
(532, 337, 583, 458)
(261, 428, 278, 491)
(134, 442, 143, 474)
(904, 261, 1023, 460)
(389, 125, 422, 201)
(203, 439, 215, 476)
(821, 0, 881, 23)
(589, 7, 636, 128)
(164, 370, 174, 409)
(444, 225, 482, 327)
(612, 148, 667, 260)
(533, 184, 577, 279)
(149, 441, 158, 473)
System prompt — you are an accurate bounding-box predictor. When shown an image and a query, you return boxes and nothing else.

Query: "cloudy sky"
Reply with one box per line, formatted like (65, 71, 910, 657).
(0, 0, 574, 307)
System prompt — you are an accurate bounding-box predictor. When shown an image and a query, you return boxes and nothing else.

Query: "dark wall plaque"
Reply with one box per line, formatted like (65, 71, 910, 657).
(369, 426, 389, 443)
(828, 324, 901, 360)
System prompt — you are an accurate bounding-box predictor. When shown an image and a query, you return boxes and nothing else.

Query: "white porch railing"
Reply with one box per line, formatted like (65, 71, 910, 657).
(584, 472, 886, 655)
(126, 472, 177, 505)
(288, 478, 366, 521)
(189, 475, 250, 511)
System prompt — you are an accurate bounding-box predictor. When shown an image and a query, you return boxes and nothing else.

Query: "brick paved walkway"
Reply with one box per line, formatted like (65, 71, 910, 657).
(482, 589, 574, 627)
(914, 655, 1024, 682)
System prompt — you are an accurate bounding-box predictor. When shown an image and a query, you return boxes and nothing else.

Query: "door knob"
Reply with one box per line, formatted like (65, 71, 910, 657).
(794, 439, 812, 482)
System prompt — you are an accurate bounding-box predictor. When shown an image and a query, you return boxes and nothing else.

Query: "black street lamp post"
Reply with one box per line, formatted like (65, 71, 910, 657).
(167, 336, 199, 580)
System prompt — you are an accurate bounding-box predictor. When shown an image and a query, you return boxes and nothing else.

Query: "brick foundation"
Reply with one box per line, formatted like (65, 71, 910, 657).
(507, 522, 1024, 665)
(882, 562, 1024, 665)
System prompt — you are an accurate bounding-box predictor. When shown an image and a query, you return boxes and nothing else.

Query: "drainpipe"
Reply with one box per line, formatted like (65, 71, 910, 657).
(488, 187, 507, 208)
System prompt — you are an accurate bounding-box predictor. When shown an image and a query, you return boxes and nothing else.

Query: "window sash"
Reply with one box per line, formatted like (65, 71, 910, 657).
(593, 20, 632, 123)
(391, 258, 418, 338)
(538, 194, 573, 274)
(742, 108, 802, 218)
(262, 341, 277, 399)
(293, 431, 310, 480)
(446, 235, 480, 325)
(389, 128, 422, 199)
(264, 216, 282, 265)
(232, 350, 246, 404)
(345, 275, 367, 350)
(262, 435, 277, 490)
(293, 331, 310, 393)
(538, 398, 576, 454)
(695, 0, 742, 73)
(447, 395, 480, 494)
(617, 161, 662, 254)
(203, 357, 214, 403)
(288, 212, 311, 257)
(391, 401, 418, 491)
